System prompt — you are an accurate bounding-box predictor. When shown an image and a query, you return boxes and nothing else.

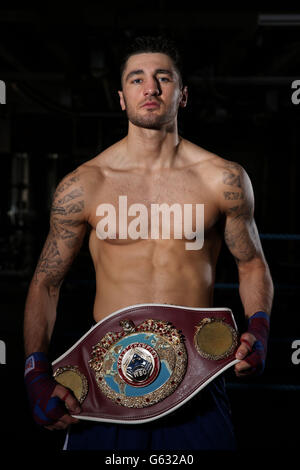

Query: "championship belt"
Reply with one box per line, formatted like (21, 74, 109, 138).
(52, 303, 239, 424)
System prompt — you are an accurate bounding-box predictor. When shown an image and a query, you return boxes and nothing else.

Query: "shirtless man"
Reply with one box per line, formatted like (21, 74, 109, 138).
(23, 36, 273, 450)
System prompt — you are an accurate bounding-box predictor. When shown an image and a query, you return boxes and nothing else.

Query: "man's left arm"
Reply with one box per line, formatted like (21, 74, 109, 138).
(220, 161, 274, 376)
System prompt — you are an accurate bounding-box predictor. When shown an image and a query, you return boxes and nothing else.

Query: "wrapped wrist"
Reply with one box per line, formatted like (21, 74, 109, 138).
(243, 311, 270, 375)
(24, 351, 65, 426)
(247, 311, 270, 351)
(25, 352, 51, 376)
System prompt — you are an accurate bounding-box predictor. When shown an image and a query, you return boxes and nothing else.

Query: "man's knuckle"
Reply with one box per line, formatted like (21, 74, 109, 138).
(242, 332, 251, 340)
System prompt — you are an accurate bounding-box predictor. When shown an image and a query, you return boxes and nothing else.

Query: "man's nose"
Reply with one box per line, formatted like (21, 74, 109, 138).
(143, 78, 160, 96)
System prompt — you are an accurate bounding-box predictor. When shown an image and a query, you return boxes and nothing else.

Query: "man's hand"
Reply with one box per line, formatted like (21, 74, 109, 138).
(45, 384, 81, 431)
(234, 332, 257, 377)
(24, 352, 81, 430)
(234, 311, 270, 377)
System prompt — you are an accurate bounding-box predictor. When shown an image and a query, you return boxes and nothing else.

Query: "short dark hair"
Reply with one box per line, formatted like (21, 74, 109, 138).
(120, 35, 184, 88)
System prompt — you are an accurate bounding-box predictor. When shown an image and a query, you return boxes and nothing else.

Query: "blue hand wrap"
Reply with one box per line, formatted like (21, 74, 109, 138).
(24, 352, 66, 426)
(244, 311, 270, 375)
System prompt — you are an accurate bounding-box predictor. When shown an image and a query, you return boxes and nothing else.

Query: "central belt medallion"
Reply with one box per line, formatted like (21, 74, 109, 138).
(118, 342, 160, 387)
(89, 318, 187, 408)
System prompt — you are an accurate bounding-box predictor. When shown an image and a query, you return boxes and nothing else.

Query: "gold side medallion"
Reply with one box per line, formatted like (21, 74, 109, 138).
(53, 365, 89, 404)
(194, 317, 237, 360)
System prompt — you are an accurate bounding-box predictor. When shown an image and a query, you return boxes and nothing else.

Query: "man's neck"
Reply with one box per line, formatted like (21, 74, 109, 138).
(124, 122, 181, 170)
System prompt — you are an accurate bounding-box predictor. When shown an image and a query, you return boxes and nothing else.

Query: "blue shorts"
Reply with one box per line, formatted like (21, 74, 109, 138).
(63, 376, 236, 451)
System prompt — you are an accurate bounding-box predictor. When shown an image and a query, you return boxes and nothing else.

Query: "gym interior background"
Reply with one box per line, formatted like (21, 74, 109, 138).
(0, 4, 299, 451)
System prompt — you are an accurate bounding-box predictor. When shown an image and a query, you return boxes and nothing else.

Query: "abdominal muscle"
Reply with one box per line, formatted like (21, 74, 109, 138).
(89, 230, 219, 322)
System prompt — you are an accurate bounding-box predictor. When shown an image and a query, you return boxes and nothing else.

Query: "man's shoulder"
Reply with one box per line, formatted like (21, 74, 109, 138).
(77, 139, 125, 178)
(182, 139, 245, 179)
(59, 143, 122, 191)
(56, 162, 101, 194)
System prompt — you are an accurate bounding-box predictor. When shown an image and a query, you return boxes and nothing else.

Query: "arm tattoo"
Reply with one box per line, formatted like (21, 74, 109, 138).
(224, 218, 260, 264)
(224, 192, 261, 263)
(224, 191, 244, 200)
(34, 171, 86, 286)
(54, 188, 84, 205)
(34, 237, 65, 288)
(56, 171, 79, 193)
(52, 200, 84, 216)
(223, 172, 241, 188)
(222, 162, 242, 188)
(34, 236, 79, 288)
(51, 181, 85, 247)
(222, 163, 261, 263)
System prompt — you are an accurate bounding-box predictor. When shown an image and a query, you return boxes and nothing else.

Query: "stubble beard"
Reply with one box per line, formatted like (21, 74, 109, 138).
(123, 97, 177, 131)
(128, 112, 166, 130)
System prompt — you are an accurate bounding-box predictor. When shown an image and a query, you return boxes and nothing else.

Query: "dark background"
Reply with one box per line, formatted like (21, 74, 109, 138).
(0, 3, 299, 452)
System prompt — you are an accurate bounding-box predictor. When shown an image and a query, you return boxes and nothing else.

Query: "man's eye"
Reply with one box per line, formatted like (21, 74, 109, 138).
(132, 79, 142, 84)
(159, 77, 170, 82)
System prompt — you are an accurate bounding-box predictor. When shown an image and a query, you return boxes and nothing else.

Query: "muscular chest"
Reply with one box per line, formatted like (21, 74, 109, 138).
(88, 169, 219, 247)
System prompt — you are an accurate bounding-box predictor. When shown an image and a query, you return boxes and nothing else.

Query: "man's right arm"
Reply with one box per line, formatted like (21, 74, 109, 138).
(24, 168, 87, 355)
(23, 168, 88, 429)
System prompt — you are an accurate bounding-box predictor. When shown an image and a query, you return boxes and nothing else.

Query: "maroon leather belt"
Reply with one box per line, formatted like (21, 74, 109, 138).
(52, 303, 239, 424)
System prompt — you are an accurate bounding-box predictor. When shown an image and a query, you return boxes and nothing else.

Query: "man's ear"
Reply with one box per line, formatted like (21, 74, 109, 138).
(179, 86, 188, 108)
(118, 90, 126, 111)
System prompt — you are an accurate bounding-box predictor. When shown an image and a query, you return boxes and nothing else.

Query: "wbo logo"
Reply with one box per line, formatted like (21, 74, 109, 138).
(0, 80, 6, 104)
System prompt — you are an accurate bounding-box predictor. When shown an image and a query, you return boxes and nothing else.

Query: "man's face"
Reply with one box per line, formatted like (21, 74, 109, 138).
(119, 53, 187, 130)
